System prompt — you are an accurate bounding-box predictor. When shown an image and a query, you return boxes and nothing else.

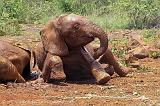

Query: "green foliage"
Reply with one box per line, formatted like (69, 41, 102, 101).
(142, 29, 157, 39)
(137, 66, 150, 72)
(106, 0, 160, 29)
(0, 0, 61, 24)
(0, 0, 61, 35)
(149, 51, 160, 58)
(0, 18, 21, 36)
(141, 29, 160, 45)
(128, 0, 160, 29)
(0, 0, 160, 36)
(87, 16, 109, 31)
(0, 4, 21, 36)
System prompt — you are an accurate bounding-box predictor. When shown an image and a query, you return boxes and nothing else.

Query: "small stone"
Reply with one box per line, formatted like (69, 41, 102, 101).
(129, 62, 140, 68)
(125, 54, 138, 64)
(133, 92, 140, 96)
(0, 84, 6, 91)
(155, 41, 160, 49)
(128, 47, 149, 59)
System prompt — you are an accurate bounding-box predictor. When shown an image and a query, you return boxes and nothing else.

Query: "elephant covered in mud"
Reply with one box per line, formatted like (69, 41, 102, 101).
(0, 40, 36, 83)
(33, 14, 129, 84)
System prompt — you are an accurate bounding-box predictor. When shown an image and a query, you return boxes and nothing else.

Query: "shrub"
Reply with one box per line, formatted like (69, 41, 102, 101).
(141, 29, 160, 45)
(0, 18, 21, 36)
(149, 51, 160, 58)
(0, 0, 160, 36)
(106, 0, 160, 29)
(142, 29, 157, 39)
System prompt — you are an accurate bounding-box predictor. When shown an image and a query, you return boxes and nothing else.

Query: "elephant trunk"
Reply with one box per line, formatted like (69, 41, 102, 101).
(87, 23, 108, 59)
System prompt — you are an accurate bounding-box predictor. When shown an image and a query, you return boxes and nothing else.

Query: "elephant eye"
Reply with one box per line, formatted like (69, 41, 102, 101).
(73, 23, 80, 30)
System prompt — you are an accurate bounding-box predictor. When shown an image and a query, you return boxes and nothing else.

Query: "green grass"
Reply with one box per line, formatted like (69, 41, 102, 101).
(149, 51, 160, 58)
(0, 0, 160, 36)
(137, 66, 151, 72)
(0, 18, 21, 36)
(141, 29, 160, 48)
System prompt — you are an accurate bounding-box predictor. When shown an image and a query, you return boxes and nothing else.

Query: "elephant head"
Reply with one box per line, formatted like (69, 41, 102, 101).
(40, 14, 108, 58)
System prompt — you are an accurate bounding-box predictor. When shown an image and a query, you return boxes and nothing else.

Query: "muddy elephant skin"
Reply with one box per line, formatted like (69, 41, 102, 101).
(0, 41, 31, 83)
(33, 14, 129, 84)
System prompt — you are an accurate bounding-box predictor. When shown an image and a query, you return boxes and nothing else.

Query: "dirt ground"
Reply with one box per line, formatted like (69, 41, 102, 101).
(0, 25, 160, 106)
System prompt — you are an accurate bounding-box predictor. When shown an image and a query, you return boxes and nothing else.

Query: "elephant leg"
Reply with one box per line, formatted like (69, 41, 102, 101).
(42, 53, 64, 82)
(100, 64, 115, 76)
(62, 49, 94, 81)
(82, 47, 110, 84)
(99, 49, 129, 77)
(85, 44, 114, 76)
(0, 56, 25, 83)
(29, 49, 43, 81)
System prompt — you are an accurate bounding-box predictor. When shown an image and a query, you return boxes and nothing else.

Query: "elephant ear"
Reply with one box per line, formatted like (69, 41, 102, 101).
(40, 19, 69, 56)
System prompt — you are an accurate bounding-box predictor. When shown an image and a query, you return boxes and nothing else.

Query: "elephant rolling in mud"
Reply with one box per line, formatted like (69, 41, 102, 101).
(33, 14, 129, 84)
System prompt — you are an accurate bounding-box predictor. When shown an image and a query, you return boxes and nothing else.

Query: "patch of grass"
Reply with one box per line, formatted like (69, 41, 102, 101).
(141, 29, 160, 46)
(0, 18, 21, 36)
(110, 38, 128, 66)
(142, 29, 157, 39)
(110, 38, 128, 46)
(112, 48, 128, 67)
(149, 51, 160, 58)
(87, 16, 109, 31)
(137, 66, 150, 72)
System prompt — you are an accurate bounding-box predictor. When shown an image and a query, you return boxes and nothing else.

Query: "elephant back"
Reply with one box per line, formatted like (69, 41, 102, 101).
(12, 40, 31, 52)
(10, 40, 34, 69)
(1, 38, 35, 52)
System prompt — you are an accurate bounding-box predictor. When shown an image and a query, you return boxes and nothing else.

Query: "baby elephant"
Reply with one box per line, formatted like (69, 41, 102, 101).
(33, 14, 129, 84)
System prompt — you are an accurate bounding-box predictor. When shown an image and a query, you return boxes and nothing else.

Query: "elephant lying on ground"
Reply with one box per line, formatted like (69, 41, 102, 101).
(0, 40, 35, 83)
(33, 14, 129, 84)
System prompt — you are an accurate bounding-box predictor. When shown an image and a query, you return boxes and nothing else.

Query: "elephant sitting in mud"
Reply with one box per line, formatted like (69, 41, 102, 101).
(0, 40, 35, 83)
(33, 14, 129, 84)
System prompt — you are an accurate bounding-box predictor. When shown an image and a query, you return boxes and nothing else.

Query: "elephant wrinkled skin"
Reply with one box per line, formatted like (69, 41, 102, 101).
(0, 41, 33, 83)
(33, 14, 129, 84)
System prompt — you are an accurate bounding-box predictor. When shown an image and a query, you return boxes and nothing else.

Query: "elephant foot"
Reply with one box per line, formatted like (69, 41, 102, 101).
(117, 67, 130, 77)
(92, 69, 111, 85)
(105, 65, 115, 76)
